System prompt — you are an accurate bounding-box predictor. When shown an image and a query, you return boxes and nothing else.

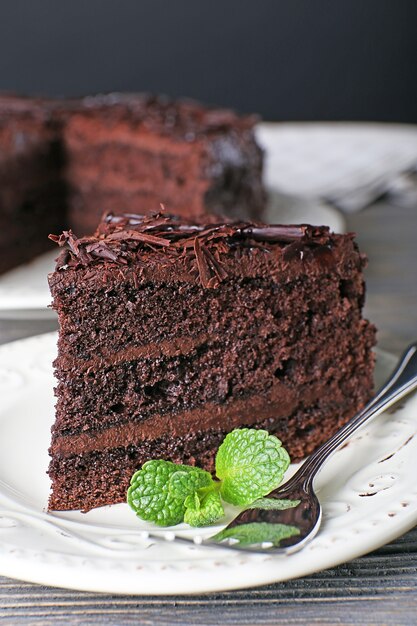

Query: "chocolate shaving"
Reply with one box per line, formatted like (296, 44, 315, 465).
(202, 245, 228, 282)
(193, 237, 212, 288)
(49, 233, 68, 247)
(85, 242, 119, 262)
(241, 225, 313, 242)
(106, 229, 170, 246)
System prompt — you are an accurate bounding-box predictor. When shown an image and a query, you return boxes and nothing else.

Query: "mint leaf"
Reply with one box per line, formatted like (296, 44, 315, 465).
(247, 498, 300, 510)
(127, 460, 212, 526)
(169, 468, 214, 499)
(184, 490, 224, 527)
(215, 429, 290, 506)
(212, 522, 300, 547)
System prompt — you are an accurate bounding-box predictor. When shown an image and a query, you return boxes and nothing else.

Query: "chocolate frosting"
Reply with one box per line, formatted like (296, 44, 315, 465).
(50, 212, 334, 289)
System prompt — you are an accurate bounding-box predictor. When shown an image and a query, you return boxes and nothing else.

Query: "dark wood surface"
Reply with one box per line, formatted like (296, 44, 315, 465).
(0, 200, 416, 624)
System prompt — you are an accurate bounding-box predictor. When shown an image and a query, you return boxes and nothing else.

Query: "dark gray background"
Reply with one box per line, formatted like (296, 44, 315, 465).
(0, 0, 416, 122)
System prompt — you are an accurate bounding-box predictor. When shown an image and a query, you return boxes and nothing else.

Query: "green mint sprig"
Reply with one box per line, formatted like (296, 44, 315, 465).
(127, 428, 294, 528)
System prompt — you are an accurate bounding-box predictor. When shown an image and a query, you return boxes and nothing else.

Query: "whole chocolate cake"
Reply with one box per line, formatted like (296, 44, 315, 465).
(0, 93, 264, 274)
(48, 212, 376, 511)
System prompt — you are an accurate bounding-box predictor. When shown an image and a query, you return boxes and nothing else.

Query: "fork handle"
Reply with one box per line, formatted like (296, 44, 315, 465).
(286, 342, 417, 488)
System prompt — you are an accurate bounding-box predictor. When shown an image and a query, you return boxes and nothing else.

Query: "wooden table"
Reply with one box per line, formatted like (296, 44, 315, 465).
(0, 200, 416, 624)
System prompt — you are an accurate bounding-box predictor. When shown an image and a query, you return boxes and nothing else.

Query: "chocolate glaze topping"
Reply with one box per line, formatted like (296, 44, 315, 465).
(50, 212, 333, 288)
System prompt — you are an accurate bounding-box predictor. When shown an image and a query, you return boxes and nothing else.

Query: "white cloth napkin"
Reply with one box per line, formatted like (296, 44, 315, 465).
(257, 122, 417, 212)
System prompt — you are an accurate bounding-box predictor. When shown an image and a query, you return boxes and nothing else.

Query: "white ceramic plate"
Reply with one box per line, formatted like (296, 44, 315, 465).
(0, 333, 416, 594)
(0, 123, 345, 316)
(0, 251, 58, 318)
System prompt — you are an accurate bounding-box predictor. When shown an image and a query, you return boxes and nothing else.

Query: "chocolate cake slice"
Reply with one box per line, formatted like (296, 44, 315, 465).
(48, 212, 376, 512)
(0, 95, 67, 274)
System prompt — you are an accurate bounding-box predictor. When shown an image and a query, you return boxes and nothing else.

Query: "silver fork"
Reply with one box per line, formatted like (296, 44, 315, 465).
(144, 342, 417, 554)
